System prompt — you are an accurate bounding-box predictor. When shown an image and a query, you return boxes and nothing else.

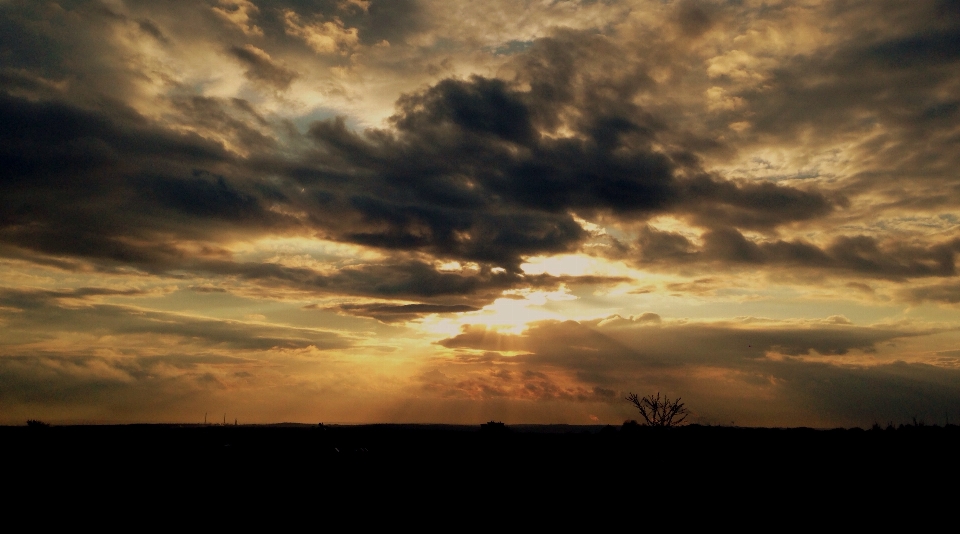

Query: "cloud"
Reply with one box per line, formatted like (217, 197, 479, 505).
(229, 44, 298, 90)
(417, 363, 621, 403)
(3, 0, 960, 426)
(135, 18, 169, 43)
(302, 65, 835, 270)
(331, 302, 481, 323)
(0, 350, 264, 422)
(212, 0, 263, 36)
(1, 0, 954, 310)
(432, 315, 952, 426)
(0, 287, 351, 351)
(438, 316, 921, 382)
(0, 89, 303, 269)
(900, 281, 960, 304)
(710, 1, 960, 213)
(436, 324, 524, 352)
(678, 175, 837, 230)
(282, 9, 360, 55)
(632, 226, 960, 280)
(673, 0, 719, 38)
(0, 2, 922, 288)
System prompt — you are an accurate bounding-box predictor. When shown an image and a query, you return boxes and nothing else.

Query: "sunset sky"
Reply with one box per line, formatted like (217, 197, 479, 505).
(3, 0, 960, 427)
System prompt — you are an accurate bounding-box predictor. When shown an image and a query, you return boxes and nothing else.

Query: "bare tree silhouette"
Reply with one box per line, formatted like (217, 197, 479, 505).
(625, 392, 688, 427)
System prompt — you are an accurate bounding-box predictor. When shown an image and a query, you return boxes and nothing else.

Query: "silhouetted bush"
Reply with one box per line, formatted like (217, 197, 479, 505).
(26, 420, 49, 428)
(620, 420, 642, 434)
(625, 392, 689, 427)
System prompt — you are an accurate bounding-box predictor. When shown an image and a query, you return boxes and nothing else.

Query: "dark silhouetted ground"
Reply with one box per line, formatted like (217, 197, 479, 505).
(4, 422, 957, 515)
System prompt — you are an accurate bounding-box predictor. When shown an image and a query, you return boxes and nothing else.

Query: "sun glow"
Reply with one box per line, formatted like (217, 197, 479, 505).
(520, 253, 639, 277)
(231, 237, 386, 265)
(420, 287, 578, 337)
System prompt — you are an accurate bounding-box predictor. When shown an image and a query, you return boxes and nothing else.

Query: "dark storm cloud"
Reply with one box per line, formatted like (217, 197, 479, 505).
(678, 175, 836, 230)
(5, 239, 625, 312)
(0, 0, 842, 289)
(0, 2, 68, 76)
(318, 263, 628, 303)
(331, 302, 481, 323)
(718, 1, 960, 209)
(0, 92, 227, 179)
(200, 258, 515, 303)
(5, 13, 711, 282)
(673, 0, 718, 38)
(197, 258, 626, 306)
(865, 27, 960, 69)
(4, 239, 626, 310)
(0, 0, 955, 309)
(744, 25, 960, 143)
(633, 226, 960, 280)
(0, 287, 351, 351)
(229, 44, 298, 90)
(304, 66, 837, 269)
(0, 90, 298, 269)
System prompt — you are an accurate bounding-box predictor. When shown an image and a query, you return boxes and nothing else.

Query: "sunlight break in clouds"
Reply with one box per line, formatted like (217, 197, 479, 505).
(2, 0, 960, 427)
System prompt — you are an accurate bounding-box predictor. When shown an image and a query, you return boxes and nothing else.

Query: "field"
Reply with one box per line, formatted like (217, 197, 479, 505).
(7, 423, 957, 481)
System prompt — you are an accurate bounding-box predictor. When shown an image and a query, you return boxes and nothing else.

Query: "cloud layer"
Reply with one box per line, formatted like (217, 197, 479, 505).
(2, 0, 959, 426)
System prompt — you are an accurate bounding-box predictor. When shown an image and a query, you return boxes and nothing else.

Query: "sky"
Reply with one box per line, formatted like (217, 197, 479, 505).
(2, 0, 960, 427)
